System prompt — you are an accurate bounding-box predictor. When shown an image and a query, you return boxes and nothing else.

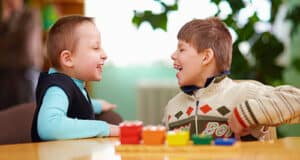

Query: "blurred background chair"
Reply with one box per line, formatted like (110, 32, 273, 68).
(0, 102, 35, 144)
(96, 110, 123, 125)
(0, 102, 122, 145)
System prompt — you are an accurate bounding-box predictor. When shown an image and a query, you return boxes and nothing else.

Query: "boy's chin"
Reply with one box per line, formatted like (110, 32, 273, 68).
(94, 77, 102, 81)
(177, 77, 187, 85)
(177, 80, 185, 87)
(89, 76, 102, 81)
(178, 79, 193, 87)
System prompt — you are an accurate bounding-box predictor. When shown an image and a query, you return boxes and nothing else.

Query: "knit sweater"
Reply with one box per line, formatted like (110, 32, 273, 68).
(233, 81, 300, 128)
(163, 76, 300, 140)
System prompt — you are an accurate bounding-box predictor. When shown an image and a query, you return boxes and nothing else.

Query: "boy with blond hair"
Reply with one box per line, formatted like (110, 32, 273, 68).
(31, 15, 119, 141)
(164, 17, 300, 141)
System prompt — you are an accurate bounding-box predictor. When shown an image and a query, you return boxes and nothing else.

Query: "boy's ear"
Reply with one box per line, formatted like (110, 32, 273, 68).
(201, 48, 215, 65)
(59, 50, 74, 68)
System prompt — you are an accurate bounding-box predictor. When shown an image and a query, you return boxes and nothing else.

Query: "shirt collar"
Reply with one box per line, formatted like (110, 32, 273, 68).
(48, 67, 85, 90)
(180, 70, 230, 95)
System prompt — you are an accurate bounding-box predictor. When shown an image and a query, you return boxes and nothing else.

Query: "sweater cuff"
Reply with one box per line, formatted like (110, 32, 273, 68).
(234, 107, 249, 128)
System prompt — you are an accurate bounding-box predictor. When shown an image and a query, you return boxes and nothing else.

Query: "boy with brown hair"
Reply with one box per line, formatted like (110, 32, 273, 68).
(31, 15, 119, 142)
(164, 17, 300, 141)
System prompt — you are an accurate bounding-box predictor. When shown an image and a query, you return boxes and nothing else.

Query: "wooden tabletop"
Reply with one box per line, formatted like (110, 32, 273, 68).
(0, 137, 299, 160)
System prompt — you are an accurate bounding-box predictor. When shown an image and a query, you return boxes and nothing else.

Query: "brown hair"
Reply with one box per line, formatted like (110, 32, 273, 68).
(46, 15, 94, 69)
(177, 17, 232, 71)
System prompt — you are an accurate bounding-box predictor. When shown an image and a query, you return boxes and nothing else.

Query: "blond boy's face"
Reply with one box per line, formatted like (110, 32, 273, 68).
(171, 40, 206, 87)
(71, 22, 107, 81)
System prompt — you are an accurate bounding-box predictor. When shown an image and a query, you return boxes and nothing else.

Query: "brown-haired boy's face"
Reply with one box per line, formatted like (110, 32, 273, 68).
(171, 40, 207, 87)
(70, 22, 107, 81)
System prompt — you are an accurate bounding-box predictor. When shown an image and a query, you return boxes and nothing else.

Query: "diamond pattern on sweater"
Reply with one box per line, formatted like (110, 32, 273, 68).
(217, 106, 230, 116)
(186, 106, 194, 116)
(199, 104, 212, 114)
(175, 111, 183, 119)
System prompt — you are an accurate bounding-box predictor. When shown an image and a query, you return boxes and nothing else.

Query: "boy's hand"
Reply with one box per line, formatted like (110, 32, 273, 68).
(100, 100, 117, 112)
(228, 112, 251, 140)
(109, 125, 120, 137)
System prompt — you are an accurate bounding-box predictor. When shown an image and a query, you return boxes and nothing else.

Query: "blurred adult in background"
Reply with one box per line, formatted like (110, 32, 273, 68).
(0, 0, 43, 110)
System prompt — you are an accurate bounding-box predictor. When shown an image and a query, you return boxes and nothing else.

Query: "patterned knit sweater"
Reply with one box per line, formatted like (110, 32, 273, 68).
(163, 76, 300, 140)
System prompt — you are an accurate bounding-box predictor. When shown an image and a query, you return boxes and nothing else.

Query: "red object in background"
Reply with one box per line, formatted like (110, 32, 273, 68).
(120, 121, 143, 144)
(142, 126, 166, 145)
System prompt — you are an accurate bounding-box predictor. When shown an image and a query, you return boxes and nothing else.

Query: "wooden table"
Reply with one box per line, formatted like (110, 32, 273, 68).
(0, 137, 299, 160)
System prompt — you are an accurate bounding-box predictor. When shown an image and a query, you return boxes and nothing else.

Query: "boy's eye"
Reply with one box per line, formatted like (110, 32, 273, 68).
(179, 48, 184, 52)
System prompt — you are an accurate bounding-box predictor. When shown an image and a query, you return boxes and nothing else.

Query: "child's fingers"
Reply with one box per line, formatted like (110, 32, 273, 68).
(110, 104, 117, 110)
(235, 134, 241, 141)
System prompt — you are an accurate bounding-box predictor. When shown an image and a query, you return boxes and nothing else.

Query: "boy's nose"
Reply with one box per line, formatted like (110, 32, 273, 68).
(101, 49, 107, 60)
(171, 51, 177, 60)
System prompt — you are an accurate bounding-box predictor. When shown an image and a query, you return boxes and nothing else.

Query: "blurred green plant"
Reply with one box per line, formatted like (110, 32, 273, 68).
(132, 0, 300, 86)
(283, 0, 300, 87)
(41, 4, 59, 31)
(132, 0, 178, 31)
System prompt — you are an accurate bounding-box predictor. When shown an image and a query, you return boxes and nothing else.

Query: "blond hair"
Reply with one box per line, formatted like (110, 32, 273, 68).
(46, 15, 94, 69)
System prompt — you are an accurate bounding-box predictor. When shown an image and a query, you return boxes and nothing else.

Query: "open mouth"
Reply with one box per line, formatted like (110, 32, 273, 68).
(173, 64, 183, 72)
(96, 64, 103, 70)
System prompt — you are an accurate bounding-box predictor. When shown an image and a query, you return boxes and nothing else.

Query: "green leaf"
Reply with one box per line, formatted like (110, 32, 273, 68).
(131, 0, 179, 31)
(251, 32, 284, 84)
(270, 0, 283, 23)
(286, 6, 300, 36)
(227, 0, 245, 13)
(230, 43, 253, 79)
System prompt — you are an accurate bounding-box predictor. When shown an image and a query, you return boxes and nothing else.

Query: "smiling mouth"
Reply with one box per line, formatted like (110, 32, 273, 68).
(96, 64, 103, 69)
(173, 64, 183, 71)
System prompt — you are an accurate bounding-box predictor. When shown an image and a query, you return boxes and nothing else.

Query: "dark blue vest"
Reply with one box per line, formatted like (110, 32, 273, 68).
(31, 72, 95, 142)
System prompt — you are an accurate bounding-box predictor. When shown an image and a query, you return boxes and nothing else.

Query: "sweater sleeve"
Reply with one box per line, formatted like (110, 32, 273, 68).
(37, 86, 110, 141)
(235, 85, 300, 128)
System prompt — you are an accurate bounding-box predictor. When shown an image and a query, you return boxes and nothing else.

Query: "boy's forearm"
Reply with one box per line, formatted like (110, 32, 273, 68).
(38, 115, 110, 140)
(234, 87, 300, 127)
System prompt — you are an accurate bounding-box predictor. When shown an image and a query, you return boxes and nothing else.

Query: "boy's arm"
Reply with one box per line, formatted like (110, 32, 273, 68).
(37, 86, 111, 141)
(229, 85, 300, 135)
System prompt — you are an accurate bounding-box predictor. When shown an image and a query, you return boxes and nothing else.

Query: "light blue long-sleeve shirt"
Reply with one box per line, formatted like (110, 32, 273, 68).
(37, 68, 110, 140)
